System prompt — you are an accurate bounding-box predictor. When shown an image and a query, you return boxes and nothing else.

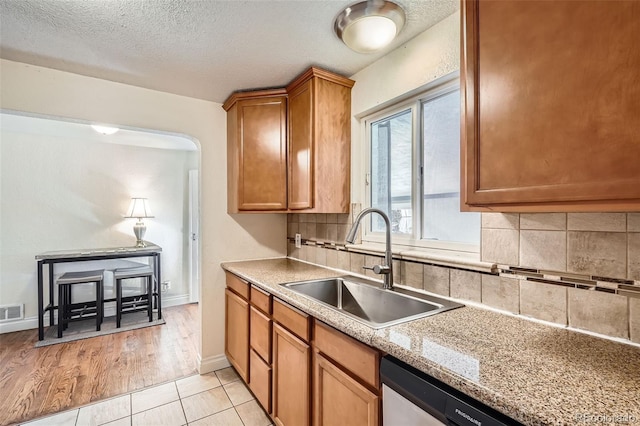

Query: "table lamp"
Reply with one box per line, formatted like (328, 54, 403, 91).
(124, 198, 154, 247)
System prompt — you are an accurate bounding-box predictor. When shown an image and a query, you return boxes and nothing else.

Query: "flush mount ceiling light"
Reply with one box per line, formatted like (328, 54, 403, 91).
(91, 124, 119, 135)
(334, 0, 406, 54)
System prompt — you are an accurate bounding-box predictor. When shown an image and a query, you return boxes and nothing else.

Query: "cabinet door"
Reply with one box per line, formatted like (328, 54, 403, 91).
(314, 353, 379, 426)
(272, 323, 310, 426)
(236, 96, 287, 211)
(225, 289, 249, 382)
(288, 79, 314, 210)
(462, 0, 640, 211)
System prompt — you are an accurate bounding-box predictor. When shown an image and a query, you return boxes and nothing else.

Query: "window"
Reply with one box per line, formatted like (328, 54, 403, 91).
(364, 77, 480, 252)
(370, 109, 412, 235)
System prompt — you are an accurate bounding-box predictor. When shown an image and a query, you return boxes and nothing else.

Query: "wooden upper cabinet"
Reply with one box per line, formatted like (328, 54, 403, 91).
(224, 67, 354, 213)
(287, 78, 315, 210)
(224, 89, 288, 213)
(461, 0, 640, 211)
(287, 68, 354, 213)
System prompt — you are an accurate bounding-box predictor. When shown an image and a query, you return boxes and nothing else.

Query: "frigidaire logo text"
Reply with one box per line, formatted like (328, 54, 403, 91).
(455, 408, 482, 426)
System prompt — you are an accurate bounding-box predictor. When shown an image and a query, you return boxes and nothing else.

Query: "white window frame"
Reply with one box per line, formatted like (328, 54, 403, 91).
(360, 72, 480, 254)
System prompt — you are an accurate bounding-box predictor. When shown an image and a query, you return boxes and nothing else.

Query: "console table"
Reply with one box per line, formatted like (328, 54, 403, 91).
(35, 244, 162, 340)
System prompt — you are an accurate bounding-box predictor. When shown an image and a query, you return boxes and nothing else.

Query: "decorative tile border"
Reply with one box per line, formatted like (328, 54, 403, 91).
(500, 266, 640, 299)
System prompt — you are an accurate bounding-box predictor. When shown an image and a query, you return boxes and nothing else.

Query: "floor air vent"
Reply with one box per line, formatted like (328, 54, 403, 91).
(0, 304, 24, 322)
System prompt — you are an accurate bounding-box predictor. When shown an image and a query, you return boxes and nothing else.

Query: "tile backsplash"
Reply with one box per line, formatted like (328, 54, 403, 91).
(287, 210, 640, 344)
(481, 212, 639, 280)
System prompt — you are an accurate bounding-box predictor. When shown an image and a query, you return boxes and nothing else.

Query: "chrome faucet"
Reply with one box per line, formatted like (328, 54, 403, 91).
(345, 207, 394, 290)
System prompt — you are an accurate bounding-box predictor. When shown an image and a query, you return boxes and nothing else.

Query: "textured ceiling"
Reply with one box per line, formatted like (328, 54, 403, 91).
(0, 0, 459, 103)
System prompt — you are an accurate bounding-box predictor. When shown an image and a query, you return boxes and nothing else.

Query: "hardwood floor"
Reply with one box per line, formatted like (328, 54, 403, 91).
(0, 303, 199, 426)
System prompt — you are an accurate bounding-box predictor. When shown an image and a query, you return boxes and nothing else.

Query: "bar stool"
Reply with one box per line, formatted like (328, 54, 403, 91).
(114, 265, 154, 328)
(56, 269, 104, 338)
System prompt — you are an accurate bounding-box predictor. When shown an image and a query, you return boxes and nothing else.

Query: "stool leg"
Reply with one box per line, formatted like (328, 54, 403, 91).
(147, 275, 153, 322)
(58, 284, 64, 338)
(155, 275, 162, 320)
(99, 278, 104, 324)
(96, 279, 102, 332)
(116, 278, 122, 328)
(64, 285, 71, 330)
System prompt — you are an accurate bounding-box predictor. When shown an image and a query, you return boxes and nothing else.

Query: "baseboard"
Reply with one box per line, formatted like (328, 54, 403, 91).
(162, 294, 191, 308)
(0, 293, 193, 334)
(0, 317, 42, 334)
(198, 353, 230, 374)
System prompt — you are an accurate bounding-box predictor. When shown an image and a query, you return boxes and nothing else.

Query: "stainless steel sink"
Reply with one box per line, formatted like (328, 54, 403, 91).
(281, 276, 463, 329)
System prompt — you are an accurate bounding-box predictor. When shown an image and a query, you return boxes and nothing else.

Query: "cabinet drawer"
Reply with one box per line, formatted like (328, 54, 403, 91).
(249, 349, 272, 414)
(314, 320, 380, 389)
(226, 272, 249, 300)
(250, 306, 272, 363)
(273, 299, 310, 342)
(251, 285, 272, 314)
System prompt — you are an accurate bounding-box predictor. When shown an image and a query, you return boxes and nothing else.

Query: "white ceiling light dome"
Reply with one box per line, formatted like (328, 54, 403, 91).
(334, 0, 406, 54)
(91, 124, 119, 135)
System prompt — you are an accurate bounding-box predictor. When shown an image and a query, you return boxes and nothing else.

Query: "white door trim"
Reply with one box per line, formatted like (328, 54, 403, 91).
(188, 169, 200, 303)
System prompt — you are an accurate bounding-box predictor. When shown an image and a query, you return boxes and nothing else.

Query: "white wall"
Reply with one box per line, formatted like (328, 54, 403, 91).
(0, 122, 197, 322)
(350, 11, 460, 202)
(0, 59, 287, 371)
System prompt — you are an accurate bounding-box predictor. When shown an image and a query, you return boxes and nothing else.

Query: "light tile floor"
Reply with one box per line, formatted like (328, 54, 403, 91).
(22, 367, 272, 426)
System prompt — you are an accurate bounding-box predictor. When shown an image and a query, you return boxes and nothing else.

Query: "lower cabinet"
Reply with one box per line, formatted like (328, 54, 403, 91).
(224, 288, 249, 382)
(314, 353, 379, 426)
(224, 272, 381, 426)
(313, 320, 380, 426)
(272, 322, 311, 426)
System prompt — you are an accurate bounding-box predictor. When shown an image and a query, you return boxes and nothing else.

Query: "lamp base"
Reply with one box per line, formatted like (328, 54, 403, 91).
(133, 221, 147, 248)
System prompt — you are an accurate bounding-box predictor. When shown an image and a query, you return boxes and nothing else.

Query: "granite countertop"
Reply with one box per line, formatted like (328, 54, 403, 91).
(221, 258, 640, 426)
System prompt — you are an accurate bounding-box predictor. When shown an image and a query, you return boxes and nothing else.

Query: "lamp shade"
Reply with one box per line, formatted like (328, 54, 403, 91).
(341, 15, 397, 53)
(124, 198, 154, 219)
(91, 124, 119, 135)
(334, 0, 405, 54)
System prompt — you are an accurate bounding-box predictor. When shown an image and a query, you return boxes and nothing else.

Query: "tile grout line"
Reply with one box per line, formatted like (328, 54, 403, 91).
(175, 379, 190, 426)
(180, 370, 237, 425)
(220, 376, 254, 426)
(233, 404, 248, 426)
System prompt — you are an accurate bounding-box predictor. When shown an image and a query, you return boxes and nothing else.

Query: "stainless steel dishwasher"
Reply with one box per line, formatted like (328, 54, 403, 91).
(381, 356, 522, 426)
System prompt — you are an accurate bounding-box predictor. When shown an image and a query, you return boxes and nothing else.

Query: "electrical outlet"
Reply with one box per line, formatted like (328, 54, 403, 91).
(161, 281, 171, 292)
(295, 233, 302, 248)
